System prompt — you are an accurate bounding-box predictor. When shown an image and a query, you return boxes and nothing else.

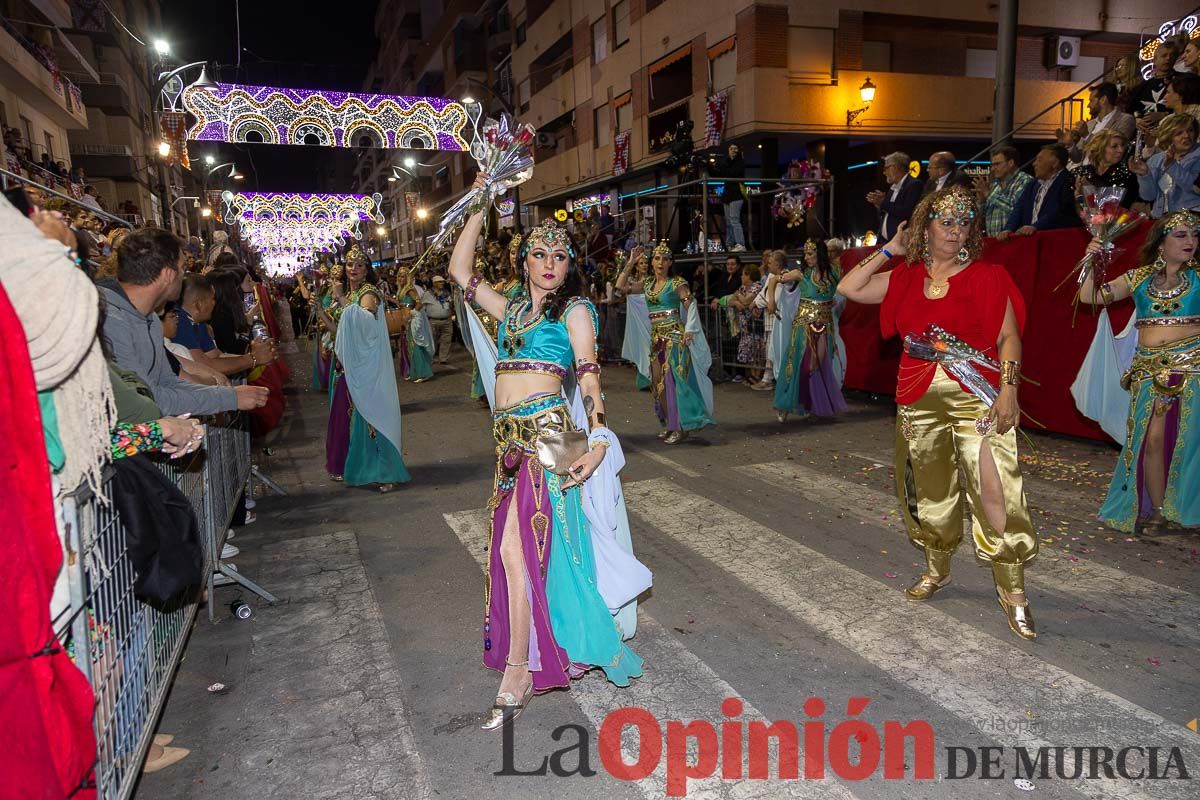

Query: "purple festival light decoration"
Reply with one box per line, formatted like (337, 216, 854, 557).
(183, 82, 470, 151)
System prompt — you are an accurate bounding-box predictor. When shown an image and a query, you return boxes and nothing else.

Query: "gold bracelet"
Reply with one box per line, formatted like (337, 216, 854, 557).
(1098, 282, 1114, 304)
(1000, 360, 1020, 386)
(851, 249, 884, 272)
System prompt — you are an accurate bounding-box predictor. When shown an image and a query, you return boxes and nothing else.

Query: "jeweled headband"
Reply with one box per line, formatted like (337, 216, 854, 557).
(1162, 209, 1200, 233)
(803, 241, 819, 254)
(508, 233, 523, 259)
(329, 264, 344, 279)
(652, 239, 673, 259)
(521, 219, 576, 258)
(345, 243, 369, 267)
(928, 188, 977, 224)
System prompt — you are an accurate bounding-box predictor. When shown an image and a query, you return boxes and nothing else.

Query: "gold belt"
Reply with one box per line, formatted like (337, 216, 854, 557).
(492, 406, 575, 451)
(793, 299, 834, 333)
(1122, 334, 1200, 391)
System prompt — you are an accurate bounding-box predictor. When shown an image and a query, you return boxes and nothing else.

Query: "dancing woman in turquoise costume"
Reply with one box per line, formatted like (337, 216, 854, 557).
(618, 241, 716, 443)
(450, 174, 651, 730)
(770, 241, 849, 422)
(389, 266, 434, 383)
(1075, 211, 1200, 533)
(314, 245, 410, 492)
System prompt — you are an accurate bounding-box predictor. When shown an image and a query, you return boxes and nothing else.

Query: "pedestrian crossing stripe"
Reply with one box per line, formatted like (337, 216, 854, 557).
(735, 461, 1200, 652)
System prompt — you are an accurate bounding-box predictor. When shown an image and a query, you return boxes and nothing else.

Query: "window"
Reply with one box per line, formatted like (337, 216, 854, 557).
(515, 21, 527, 46)
(613, 1, 630, 49)
(592, 17, 608, 64)
(20, 116, 33, 150)
(44, 131, 55, 160)
(518, 78, 531, 114)
(709, 41, 736, 91)
(965, 48, 996, 78)
(648, 48, 692, 112)
(594, 103, 611, 147)
(646, 0, 665, 11)
(615, 95, 632, 132)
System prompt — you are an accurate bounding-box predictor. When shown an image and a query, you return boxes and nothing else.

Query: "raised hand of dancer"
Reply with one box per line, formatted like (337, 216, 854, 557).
(884, 221, 909, 257)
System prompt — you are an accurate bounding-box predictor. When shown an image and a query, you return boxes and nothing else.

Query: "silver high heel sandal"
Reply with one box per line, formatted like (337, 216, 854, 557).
(481, 659, 534, 731)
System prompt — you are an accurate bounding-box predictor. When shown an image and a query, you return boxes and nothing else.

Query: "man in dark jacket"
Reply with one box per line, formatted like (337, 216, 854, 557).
(997, 144, 1082, 240)
(867, 152, 924, 240)
(713, 144, 747, 250)
(920, 151, 973, 197)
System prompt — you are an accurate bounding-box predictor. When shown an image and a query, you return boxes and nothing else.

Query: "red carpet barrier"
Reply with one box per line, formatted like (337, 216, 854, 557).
(839, 225, 1148, 443)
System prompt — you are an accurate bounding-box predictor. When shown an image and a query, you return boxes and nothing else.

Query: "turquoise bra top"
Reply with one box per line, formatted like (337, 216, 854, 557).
(799, 267, 841, 302)
(496, 296, 599, 380)
(644, 277, 686, 314)
(1127, 265, 1200, 326)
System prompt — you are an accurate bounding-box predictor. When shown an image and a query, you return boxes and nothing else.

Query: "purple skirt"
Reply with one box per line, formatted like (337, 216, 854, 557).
(325, 371, 351, 475)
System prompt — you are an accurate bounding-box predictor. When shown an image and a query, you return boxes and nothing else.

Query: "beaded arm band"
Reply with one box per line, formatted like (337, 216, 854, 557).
(575, 361, 601, 381)
(464, 273, 484, 303)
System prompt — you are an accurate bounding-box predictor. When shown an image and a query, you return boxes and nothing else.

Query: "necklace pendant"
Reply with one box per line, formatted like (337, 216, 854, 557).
(928, 282, 949, 299)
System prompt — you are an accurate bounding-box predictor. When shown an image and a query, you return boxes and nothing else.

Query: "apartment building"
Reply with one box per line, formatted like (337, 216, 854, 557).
(359, 0, 514, 259)
(62, 0, 189, 232)
(0, 0, 90, 174)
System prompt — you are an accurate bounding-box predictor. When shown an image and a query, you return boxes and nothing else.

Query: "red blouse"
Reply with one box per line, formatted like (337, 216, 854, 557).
(879, 260, 1026, 404)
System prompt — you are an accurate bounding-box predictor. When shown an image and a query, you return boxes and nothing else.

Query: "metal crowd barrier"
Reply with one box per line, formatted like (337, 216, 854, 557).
(54, 413, 272, 800)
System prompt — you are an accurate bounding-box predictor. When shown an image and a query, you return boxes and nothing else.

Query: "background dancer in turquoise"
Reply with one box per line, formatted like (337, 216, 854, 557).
(618, 241, 715, 443)
(771, 241, 849, 423)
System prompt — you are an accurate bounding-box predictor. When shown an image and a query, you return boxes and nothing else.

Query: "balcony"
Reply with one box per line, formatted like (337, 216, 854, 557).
(69, 142, 138, 179)
(61, 70, 133, 116)
(0, 19, 88, 129)
(528, 69, 575, 128)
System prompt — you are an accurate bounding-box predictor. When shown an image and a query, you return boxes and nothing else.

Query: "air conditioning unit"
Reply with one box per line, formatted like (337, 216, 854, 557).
(535, 132, 555, 148)
(1045, 35, 1080, 68)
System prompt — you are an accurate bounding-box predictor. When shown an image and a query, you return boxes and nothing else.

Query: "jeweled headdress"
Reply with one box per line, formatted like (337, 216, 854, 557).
(904, 187, 983, 265)
(329, 263, 344, 279)
(803, 240, 819, 254)
(521, 219, 576, 257)
(928, 188, 978, 224)
(652, 239, 672, 259)
(1161, 209, 1200, 233)
(345, 243, 369, 267)
(508, 233, 523, 260)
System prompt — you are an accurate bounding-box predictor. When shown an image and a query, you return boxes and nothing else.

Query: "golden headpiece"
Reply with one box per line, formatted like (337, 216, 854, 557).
(522, 219, 576, 257)
(1161, 209, 1200, 233)
(803, 240, 819, 254)
(345, 243, 369, 267)
(330, 263, 344, 279)
(652, 239, 673, 259)
(928, 188, 978, 223)
(508, 233, 523, 259)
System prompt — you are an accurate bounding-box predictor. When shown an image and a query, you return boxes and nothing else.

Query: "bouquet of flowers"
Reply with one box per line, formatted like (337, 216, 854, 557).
(903, 324, 1001, 407)
(771, 160, 826, 227)
(415, 114, 535, 268)
(1057, 185, 1145, 298)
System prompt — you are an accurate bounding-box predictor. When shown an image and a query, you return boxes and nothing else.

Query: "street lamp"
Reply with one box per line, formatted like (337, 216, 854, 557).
(158, 141, 171, 157)
(204, 154, 215, 166)
(846, 76, 878, 126)
(461, 95, 476, 105)
(416, 208, 428, 220)
(403, 157, 417, 169)
(153, 39, 170, 56)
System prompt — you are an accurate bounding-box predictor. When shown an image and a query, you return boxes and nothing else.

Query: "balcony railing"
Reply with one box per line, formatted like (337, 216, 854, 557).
(0, 16, 84, 117)
(70, 143, 133, 157)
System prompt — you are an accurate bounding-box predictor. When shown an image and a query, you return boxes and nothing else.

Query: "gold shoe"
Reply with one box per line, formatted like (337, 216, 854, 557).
(995, 587, 1036, 640)
(657, 429, 670, 440)
(330, 474, 344, 482)
(1136, 511, 1169, 536)
(904, 574, 951, 601)
(481, 683, 534, 732)
(378, 483, 396, 494)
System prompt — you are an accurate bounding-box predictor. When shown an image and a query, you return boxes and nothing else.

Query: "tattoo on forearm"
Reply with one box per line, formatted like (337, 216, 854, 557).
(584, 395, 595, 416)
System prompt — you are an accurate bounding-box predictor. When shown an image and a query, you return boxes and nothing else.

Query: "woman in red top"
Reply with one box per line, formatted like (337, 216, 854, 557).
(838, 188, 1038, 640)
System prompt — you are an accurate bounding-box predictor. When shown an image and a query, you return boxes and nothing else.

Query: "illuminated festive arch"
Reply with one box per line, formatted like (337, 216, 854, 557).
(223, 192, 384, 227)
(1140, 15, 1199, 77)
(184, 82, 470, 150)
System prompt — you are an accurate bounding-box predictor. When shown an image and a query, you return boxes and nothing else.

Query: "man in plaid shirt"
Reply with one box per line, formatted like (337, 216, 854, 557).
(974, 145, 1034, 236)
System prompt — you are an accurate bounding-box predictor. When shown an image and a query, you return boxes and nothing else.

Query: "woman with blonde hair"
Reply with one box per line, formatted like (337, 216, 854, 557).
(1073, 129, 1139, 207)
(1130, 113, 1200, 217)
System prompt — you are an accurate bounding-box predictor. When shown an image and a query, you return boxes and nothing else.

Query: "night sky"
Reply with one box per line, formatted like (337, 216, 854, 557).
(160, 0, 378, 193)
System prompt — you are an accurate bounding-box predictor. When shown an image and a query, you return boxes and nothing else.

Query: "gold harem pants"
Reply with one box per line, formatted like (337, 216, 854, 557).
(894, 368, 1038, 593)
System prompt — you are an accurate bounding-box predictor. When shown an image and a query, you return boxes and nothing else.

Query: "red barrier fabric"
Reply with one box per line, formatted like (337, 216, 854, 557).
(839, 225, 1147, 442)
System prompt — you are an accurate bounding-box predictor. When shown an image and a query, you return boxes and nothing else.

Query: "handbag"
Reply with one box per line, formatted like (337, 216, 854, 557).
(535, 429, 589, 476)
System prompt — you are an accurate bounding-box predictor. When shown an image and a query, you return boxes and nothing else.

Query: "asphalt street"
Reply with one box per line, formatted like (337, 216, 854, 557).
(139, 344, 1200, 800)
